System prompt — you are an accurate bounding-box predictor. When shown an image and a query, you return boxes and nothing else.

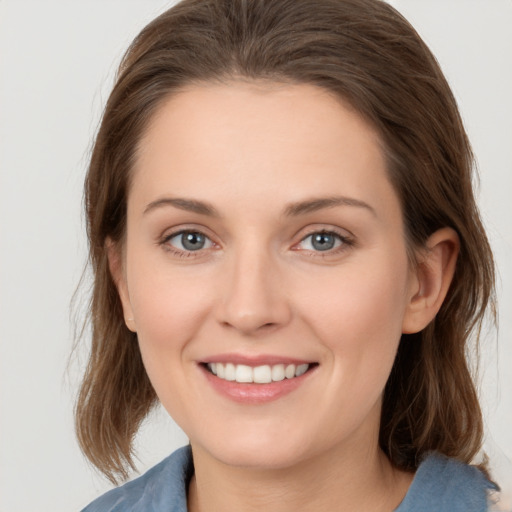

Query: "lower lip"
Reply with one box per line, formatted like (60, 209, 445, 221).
(200, 365, 315, 404)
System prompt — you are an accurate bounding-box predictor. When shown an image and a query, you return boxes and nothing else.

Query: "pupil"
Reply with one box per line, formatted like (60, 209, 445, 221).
(312, 233, 335, 251)
(182, 232, 205, 251)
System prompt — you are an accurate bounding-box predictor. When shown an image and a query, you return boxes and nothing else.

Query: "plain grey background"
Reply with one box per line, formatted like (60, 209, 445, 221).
(0, 1, 511, 510)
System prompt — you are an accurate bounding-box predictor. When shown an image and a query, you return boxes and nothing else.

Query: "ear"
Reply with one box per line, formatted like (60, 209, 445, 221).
(106, 238, 137, 332)
(402, 227, 459, 334)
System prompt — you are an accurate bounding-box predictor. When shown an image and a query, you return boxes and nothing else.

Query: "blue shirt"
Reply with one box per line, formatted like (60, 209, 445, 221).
(82, 446, 495, 511)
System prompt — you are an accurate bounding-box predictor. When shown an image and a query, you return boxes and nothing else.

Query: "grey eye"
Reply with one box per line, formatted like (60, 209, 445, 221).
(311, 233, 336, 251)
(299, 232, 343, 252)
(168, 231, 213, 251)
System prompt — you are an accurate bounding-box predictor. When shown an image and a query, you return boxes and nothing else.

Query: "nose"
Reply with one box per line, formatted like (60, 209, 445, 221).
(215, 244, 292, 336)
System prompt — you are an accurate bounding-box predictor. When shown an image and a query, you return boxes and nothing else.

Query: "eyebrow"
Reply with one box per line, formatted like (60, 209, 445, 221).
(143, 195, 375, 218)
(283, 196, 376, 217)
(144, 197, 220, 217)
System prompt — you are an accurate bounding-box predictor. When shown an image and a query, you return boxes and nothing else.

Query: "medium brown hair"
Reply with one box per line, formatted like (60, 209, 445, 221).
(76, 0, 496, 483)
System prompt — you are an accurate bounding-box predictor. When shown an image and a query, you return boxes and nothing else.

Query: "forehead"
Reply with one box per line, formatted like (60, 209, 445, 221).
(136, 80, 382, 168)
(131, 81, 398, 221)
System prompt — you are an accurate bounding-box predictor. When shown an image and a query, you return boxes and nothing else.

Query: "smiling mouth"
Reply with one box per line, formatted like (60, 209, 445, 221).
(203, 362, 317, 384)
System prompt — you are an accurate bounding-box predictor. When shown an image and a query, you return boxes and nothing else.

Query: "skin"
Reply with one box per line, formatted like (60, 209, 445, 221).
(110, 81, 459, 512)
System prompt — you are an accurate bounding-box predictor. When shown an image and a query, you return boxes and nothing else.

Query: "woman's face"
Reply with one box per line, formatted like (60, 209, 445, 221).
(116, 82, 420, 469)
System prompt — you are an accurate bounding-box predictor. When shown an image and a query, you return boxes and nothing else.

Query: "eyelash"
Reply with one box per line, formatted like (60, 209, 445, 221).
(160, 229, 216, 258)
(159, 228, 354, 258)
(294, 229, 354, 257)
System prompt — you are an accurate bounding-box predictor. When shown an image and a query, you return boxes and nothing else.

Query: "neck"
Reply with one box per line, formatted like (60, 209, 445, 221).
(187, 436, 413, 512)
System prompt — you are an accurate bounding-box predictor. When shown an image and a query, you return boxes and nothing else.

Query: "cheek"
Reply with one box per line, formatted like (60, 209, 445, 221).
(299, 253, 410, 377)
(132, 279, 211, 349)
(126, 267, 217, 421)
(125, 253, 217, 384)
(305, 256, 408, 327)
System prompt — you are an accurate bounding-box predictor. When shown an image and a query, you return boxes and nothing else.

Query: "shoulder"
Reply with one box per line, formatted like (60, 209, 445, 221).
(395, 452, 496, 512)
(81, 445, 193, 512)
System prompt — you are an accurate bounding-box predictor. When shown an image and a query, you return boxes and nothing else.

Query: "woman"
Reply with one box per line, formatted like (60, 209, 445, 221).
(77, 0, 501, 510)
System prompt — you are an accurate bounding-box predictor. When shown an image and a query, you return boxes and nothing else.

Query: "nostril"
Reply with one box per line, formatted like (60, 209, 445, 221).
(220, 320, 277, 332)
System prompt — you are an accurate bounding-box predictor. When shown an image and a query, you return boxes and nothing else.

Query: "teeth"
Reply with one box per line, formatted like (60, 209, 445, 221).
(206, 362, 311, 383)
(235, 364, 253, 383)
(225, 363, 236, 381)
(285, 364, 295, 379)
(295, 364, 309, 377)
(253, 365, 272, 384)
(271, 364, 285, 382)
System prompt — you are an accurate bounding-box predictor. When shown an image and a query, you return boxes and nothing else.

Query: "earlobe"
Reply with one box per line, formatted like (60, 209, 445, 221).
(106, 238, 137, 332)
(402, 227, 459, 334)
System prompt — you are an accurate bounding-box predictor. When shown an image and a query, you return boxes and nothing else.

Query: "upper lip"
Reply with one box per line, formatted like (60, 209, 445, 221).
(200, 353, 316, 367)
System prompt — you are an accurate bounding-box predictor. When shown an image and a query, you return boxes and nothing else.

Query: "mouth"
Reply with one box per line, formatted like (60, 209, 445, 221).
(201, 362, 318, 384)
(198, 355, 319, 403)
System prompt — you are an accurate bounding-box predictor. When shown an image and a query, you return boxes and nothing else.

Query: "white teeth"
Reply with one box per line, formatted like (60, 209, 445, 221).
(271, 364, 285, 382)
(295, 364, 309, 377)
(225, 363, 236, 381)
(206, 362, 311, 383)
(235, 364, 253, 383)
(285, 364, 296, 379)
(253, 365, 272, 384)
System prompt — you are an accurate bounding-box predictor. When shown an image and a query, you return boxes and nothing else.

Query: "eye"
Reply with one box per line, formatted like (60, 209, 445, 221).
(297, 231, 347, 252)
(165, 230, 214, 252)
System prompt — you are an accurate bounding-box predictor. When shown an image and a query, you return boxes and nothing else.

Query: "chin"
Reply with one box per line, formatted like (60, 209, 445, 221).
(192, 430, 316, 470)
(216, 448, 306, 470)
